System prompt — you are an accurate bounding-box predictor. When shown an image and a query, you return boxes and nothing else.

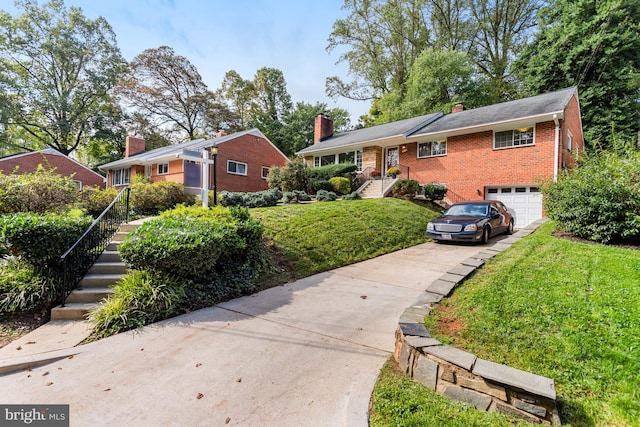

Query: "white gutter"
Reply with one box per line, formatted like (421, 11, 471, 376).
(553, 114, 560, 182)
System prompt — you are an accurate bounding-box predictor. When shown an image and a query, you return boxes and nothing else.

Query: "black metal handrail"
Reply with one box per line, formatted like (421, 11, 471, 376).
(60, 187, 130, 306)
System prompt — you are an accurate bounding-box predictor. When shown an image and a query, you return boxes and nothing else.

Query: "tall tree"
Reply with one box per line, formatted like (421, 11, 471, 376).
(0, 0, 127, 155)
(248, 67, 292, 154)
(373, 48, 478, 124)
(515, 0, 640, 146)
(117, 46, 213, 142)
(282, 102, 351, 154)
(469, 0, 542, 102)
(219, 70, 255, 130)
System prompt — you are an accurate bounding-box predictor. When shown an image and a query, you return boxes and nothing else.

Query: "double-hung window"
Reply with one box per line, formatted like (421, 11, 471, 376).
(111, 168, 130, 186)
(494, 127, 534, 149)
(157, 163, 169, 175)
(228, 160, 247, 176)
(417, 140, 447, 158)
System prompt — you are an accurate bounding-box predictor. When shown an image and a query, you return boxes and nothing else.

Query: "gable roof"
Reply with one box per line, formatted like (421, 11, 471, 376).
(0, 147, 105, 180)
(296, 112, 443, 155)
(297, 87, 578, 155)
(412, 87, 577, 138)
(99, 128, 287, 171)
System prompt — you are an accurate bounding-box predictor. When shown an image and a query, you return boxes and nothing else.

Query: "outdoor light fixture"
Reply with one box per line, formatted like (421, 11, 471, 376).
(210, 146, 218, 206)
(401, 145, 408, 153)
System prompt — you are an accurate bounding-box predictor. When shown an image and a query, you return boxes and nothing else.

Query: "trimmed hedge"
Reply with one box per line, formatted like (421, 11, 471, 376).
(422, 183, 448, 201)
(219, 189, 282, 208)
(330, 177, 351, 195)
(129, 181, 196, 215)
(81, 186, 120, 217)
(392, 179, 421, 200)
(308, 179, 334, 194)
(308, 163, 357, 181)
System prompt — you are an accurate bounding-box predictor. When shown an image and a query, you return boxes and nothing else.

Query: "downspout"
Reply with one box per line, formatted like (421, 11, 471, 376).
(553, 114, 560, 182)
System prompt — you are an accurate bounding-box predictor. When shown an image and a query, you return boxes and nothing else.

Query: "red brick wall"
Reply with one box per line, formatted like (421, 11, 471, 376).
(206, 134, 288, 193)
(149, 160, 184, 184)
(0, 152, 105, 188)
(402, 121, 557, 201)
(561, 95, 584, 168)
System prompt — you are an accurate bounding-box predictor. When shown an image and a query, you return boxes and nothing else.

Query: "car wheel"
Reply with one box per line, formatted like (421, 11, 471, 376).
(505, 219, 514, 235)
(481, 227, 490, 244)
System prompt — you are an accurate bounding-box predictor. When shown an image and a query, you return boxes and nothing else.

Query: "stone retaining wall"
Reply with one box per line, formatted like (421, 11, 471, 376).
(394, 220, 561, 425)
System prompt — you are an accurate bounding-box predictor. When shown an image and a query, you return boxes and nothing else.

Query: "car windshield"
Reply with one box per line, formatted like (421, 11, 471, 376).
(445, 204, 488, 217)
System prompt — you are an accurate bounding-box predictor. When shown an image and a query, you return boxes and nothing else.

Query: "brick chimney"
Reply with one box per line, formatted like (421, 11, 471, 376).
(314, 114, 333, 144)
(125, 136, 145, 157)
(452, 103, 465, 113)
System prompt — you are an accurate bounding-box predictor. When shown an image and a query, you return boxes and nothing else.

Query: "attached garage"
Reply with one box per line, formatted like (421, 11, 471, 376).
(486, 186, 543, 228)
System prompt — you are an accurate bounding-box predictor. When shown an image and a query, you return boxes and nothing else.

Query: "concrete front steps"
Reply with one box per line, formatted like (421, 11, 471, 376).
(358, 178, 397, 198)
(50, 222, 138, 321)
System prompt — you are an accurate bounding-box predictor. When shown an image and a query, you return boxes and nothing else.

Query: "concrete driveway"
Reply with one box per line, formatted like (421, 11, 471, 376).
(0, 242, 485, 426)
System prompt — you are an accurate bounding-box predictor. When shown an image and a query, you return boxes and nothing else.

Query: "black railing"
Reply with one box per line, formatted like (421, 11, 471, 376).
(60, 187, 130, 306)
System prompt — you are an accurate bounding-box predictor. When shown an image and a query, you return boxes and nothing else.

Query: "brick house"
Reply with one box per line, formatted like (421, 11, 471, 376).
(99, 128, 289, 194)
(0, 148, 105, 189)
(297, 87, 584, 226)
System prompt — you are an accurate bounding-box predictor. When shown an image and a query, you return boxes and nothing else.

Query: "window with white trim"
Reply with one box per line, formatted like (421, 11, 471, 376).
(494, 127, 534, 149)
(111, 168, 130, 186)
(157, 163, 169, 175)
(73, 180, 82, 191)
(261, 166, 270, 179)
(313, 150, 363, 170)
(227, 160, 247, 175)
(567, 131, 573, 151)
(417, 140, 447, 158)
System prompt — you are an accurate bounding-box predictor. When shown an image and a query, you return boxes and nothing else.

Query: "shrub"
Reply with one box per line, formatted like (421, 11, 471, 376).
(392, 179, 421, 200)
(282, 190, 312, 204)
(422, 183, 448, 201)
(308, 163, 357, 181)
(330, 177, 351, 195)
(542, 146, 640, 244)
(268, 158, 309, 192)
(316, 190, 337, 202)
(81, 186, 121, 217)
(0, 213, 93, 276)
(118, 218, 243, 281)
(0, 166, 79, 214)
(219, 189, 281, 208)
(308, 179, 334, 194)
(129, 181, 195, 215)
(88, 270, 186, 337)
(342, 191, 362, 200)
(0, 259, 50, 314)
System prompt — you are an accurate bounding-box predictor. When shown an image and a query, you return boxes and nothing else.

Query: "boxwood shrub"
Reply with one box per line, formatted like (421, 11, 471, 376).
(308, 179, 334, 194)
(129, 181, 196, 215)
(329, 177, 351, 195)
(422, 183, 448, 201)
(219, 189, 281, 208)
(392, 179, 421, 200)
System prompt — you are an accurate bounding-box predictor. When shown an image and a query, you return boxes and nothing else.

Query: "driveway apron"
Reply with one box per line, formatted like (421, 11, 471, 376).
(0, 242, 483, 426)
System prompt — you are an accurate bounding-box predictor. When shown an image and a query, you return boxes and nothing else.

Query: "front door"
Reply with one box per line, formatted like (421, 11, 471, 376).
(385, 147, 399, 173)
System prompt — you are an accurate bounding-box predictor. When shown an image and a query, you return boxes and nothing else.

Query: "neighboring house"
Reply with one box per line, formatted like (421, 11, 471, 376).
(0, 148, 105, 189)
(297, 87, 584, 227)
(99, 129, 289, 194)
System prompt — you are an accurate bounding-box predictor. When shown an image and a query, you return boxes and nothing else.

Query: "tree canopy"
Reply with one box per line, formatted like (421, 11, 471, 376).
(515, 0, 640, 146)
(0, 0, 128, 155)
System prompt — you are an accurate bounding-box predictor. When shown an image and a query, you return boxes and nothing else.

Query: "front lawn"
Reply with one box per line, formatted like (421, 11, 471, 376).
(372, 222, 639, 426)
(252, 198, 440, 280)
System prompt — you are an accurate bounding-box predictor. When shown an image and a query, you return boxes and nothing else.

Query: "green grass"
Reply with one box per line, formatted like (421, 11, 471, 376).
(370, 359, 532, 427)
(252, 198, 440, 279)
(420, 222, 639, 426)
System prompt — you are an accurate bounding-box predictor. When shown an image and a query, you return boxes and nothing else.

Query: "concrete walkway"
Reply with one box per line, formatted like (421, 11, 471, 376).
(0, 241, 490, 426)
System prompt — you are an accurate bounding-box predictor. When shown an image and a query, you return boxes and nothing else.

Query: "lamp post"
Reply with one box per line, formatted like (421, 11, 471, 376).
(211, 145, 218, 206)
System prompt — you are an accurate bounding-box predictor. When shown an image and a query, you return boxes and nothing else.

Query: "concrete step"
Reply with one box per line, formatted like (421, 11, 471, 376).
(50, 303, 98, 320)
(65, 287, 114, 303)
(106, 241, 120, 251)
(88, 261, 127, 275)
(119, 223, 138, 233)
(79, 273, 124, 288)
(97, 250, 121, 263)
(111, 231, 128, 242)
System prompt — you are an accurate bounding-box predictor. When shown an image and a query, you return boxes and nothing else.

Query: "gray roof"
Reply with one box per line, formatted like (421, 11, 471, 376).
(297, 112, 443, 155)
(413, 87, 577, 136)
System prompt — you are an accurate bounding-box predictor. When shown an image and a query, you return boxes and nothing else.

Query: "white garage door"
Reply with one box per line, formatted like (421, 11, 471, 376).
(486, 186, 542, 228)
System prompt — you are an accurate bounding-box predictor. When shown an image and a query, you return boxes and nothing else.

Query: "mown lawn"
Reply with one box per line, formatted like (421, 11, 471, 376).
(252, 198, 440, 280)
(372, 222, 639, 426)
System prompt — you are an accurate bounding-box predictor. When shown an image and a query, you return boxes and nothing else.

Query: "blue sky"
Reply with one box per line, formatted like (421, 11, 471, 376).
(3, 0, 370, 123)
